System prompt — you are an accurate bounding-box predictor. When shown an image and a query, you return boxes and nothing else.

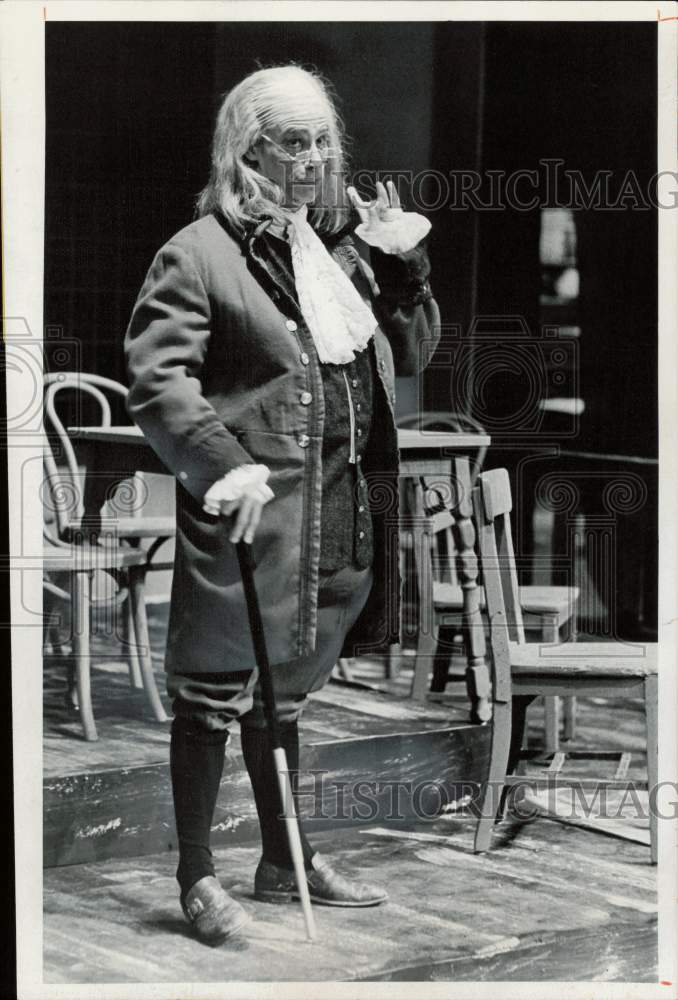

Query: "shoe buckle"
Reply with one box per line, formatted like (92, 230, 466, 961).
(186, 897, 204, 920)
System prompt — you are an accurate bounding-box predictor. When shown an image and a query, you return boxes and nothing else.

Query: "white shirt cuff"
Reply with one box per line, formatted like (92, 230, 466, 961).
(203, 463, 274, 515)
(354, 210, 432, 255)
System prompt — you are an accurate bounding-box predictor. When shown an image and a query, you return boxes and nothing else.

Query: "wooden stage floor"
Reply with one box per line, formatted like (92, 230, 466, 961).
(43, 604, 658, 984)
(44, 815, 657, 984)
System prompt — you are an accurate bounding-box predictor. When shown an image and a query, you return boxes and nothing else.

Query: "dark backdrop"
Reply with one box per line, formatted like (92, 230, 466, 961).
(44, 20, 658, 632)
(44, 20, 657, 458)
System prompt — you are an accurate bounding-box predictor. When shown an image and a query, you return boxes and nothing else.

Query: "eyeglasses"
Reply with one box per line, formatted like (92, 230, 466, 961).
(260, 132, 333, 164)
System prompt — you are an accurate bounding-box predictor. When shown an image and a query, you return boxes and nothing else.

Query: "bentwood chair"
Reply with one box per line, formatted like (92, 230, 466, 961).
(471, 468, 658, 862)
(44, 372, 175, 689)
(43, 373, 174, 735)
(43, 372, 175, 553)
(43, 470, 168, 741)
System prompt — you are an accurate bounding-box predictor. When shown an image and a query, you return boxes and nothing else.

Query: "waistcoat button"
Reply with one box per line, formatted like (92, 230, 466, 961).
(351, 378, 358, 388)
(286, 319, 298, 332)
(297, 434, 310, 448)
(300, 352, 310, 365)
(300, 391, 312, 405)
(379, 359, 386, 371)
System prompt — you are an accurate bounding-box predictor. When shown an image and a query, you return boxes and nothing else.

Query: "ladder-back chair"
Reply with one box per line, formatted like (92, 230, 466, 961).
(408, 460, 580, 748)
(472, 468, 657, 861)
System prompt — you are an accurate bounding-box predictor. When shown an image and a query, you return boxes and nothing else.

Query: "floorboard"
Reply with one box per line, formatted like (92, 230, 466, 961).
(42, 604, 659, 984)
(43, 817, 657, 984)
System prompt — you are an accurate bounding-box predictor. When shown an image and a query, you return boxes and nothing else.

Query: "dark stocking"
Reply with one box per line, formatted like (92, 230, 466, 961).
(240, 719, 315, 870)
(170, 714, 229, 900)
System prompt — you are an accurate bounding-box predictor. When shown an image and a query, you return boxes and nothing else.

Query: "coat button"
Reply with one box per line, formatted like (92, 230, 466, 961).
(286, 319, 298, 332)
(179, 471, 188, 481)
(356, 428, 362, 437)
(359, 531, 365, 539)
(300, 352, 310, 365)
(358, 505, 365, 513)
(379, 359, 386, 371)
(300, 391, 312, 405)
(297, 434, 310, 448)
(356, 403, 361, 412)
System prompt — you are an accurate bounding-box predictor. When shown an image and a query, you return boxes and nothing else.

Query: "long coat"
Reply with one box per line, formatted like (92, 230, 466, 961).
(124, 211, 440, 674)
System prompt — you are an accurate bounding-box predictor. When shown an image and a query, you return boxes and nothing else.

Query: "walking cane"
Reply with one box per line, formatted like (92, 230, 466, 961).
(236, 541, 317, 942)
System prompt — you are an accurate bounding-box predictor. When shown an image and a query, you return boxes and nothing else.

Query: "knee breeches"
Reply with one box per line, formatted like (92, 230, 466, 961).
(167, 563, 373, 734)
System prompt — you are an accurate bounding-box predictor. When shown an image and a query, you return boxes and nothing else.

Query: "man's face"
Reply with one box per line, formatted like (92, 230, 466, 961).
(251, 117, 332, 209)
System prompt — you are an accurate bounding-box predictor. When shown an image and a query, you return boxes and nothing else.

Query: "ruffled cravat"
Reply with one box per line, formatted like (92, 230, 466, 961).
(286, 204, 377, 365)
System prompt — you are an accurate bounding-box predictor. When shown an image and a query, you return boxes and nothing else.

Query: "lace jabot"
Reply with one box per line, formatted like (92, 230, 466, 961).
(286, 204, 377, 366)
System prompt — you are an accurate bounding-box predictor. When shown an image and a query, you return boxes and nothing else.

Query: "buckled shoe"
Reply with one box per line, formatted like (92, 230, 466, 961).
(181, 876, 252, 943)
(254, 852, 388, 907)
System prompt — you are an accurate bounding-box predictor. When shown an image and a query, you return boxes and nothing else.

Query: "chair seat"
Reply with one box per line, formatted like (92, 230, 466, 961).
(68, 516, 175, 539)
(434, 582, 578, 624)
(510, 640, 657, 677)
(43, 544, 148, 572)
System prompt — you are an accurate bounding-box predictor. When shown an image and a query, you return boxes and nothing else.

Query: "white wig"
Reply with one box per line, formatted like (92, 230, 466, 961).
(196, 65, 350, 235)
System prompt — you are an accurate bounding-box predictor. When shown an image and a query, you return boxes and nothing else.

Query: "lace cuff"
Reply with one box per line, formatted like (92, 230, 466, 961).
(203, 463, 274, 515)
(354, 210, 431, 255)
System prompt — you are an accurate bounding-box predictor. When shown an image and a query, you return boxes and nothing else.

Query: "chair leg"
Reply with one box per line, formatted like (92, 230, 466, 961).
(543, 697, 561, 752)
(123, 591, 143, 690)
(411, 629, 437, 700)
(127, 570, 168, 723)
(334, 657, 355, 682)
(644, 673, 658, 865)
(385, 642, 400, 679)
(540, 615, 561, 751)
(563, 696, 577, 741)
(73, 572, 98, 742)
(43, 586, 60, 653)
(474, 698, 512, 853)
(429, 626, 458, 693)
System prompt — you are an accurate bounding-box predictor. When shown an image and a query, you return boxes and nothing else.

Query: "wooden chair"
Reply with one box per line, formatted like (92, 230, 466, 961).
(44, 372, 175, 551)
(471, 468, 658, 862)
(392, 411, 489, 693)
(408, 461, 580, 749)
(44, 372, 175, 689)
(43, 519, 168, 741)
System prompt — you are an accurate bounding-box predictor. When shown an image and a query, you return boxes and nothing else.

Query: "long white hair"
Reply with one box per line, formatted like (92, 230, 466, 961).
(196, 65, 349, 235)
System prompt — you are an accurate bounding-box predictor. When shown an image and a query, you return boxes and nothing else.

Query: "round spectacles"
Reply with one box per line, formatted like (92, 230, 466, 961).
(260, 133, 333, 164)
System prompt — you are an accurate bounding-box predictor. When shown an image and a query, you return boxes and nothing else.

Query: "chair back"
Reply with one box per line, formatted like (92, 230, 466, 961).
(408, 457, 478, 615)
(472, 468, 526, 646)
(408, 476, 457, 618)
(43, 373, 132, 537)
